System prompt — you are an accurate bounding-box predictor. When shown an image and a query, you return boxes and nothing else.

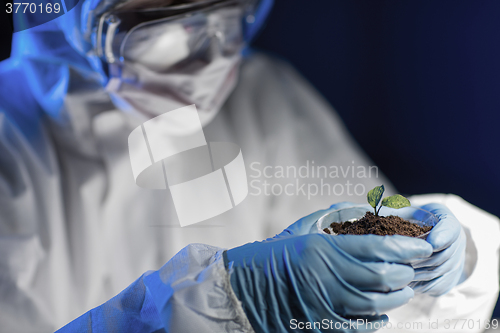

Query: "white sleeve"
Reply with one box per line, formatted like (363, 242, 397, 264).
(381, 194, 500, 333)
(57, 244, 255, 333)
(143, 244, 254, 332)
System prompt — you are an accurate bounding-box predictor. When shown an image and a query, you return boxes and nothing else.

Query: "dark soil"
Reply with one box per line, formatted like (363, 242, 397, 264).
(323, 211, 432, 237)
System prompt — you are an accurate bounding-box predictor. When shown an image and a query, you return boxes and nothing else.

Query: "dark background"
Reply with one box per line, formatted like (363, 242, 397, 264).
(1, 0, 499, 317)
(253, 0, 499, 222)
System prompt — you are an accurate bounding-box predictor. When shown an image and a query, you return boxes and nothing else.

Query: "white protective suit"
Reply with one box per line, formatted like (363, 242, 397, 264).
(1, 1, 499, 332)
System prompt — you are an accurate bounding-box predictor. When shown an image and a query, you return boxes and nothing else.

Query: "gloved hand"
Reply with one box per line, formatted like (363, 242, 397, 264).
(282, 201, 466, 297)
(225, 204, 433, 333)
(279, 201, 466, 297)
(410, 203, 466, 296)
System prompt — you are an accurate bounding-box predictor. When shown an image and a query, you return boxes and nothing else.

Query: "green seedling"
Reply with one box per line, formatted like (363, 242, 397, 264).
(367, 185, 411, 216)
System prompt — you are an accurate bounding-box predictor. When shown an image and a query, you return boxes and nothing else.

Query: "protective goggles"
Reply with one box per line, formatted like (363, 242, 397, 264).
(95, 0, 259, 65)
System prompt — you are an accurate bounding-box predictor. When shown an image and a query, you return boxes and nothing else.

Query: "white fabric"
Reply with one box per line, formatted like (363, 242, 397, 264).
(0, 53, 497, 332)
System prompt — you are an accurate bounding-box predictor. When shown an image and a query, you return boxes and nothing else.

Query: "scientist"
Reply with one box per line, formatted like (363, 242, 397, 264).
(0, 0, 498, 332)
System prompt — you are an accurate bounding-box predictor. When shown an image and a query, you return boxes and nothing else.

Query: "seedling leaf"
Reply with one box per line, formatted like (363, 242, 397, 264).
(381, 194, 411, 209)
(367, 185, 385, 209)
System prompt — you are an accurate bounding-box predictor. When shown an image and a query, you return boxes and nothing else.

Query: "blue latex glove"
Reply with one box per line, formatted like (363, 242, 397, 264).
(225, 203, 433, 333)
(410, 203, 466, 296)
(284, 201, 466, 297)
